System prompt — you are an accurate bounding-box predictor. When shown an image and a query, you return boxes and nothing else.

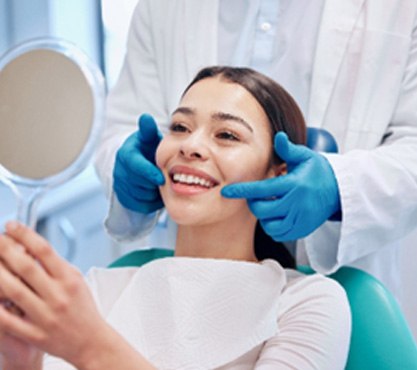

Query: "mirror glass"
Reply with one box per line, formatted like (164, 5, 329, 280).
(0, 38, 105, 227)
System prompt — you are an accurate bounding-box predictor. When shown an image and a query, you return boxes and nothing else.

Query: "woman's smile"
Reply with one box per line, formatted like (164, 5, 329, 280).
(169, 165, 219, 195)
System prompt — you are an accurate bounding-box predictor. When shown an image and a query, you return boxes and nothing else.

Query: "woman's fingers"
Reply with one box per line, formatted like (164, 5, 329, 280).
(0, 233, 59, 302)
(0, 304, 44, 345)
(4, 221, 67, 279)
(0, 222, 108, 361)
(0, 288, 21, 317)
(0, 259, 48, 323)
(0, 297, 25, 317)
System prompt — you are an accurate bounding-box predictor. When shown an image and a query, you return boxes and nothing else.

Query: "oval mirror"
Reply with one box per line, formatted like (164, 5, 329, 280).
(0, 38, 105, 227)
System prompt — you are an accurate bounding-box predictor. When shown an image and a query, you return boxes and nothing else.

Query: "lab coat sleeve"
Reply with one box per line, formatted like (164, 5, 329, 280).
(94, 0, 169, 241)
(254, 273, 351, 370)
(104, 193, 161, 242)
(306, 16, 417, 273)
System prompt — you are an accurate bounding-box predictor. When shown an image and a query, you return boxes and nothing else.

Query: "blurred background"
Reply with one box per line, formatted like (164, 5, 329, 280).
(0, 0, 138, 273)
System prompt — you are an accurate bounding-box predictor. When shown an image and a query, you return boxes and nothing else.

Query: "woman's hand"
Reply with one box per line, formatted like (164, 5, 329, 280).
(0, 326, 43, 369)
(0, 221, 109, 368)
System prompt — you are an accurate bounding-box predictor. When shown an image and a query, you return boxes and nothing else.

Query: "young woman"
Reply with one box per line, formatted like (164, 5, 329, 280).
(0, 67, 350, 369)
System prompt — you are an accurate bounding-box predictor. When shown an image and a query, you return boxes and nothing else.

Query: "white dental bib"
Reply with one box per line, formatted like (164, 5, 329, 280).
(105, 257, 286, 369)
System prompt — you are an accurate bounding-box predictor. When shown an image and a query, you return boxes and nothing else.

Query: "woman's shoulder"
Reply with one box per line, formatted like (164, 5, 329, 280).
(284, 266, 347, 292)
(261, 260, 347, 298)
(280, 267, 350, 315)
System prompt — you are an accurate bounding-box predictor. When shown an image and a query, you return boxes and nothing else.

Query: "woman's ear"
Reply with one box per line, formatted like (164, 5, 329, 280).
(267, 162, 287, 178)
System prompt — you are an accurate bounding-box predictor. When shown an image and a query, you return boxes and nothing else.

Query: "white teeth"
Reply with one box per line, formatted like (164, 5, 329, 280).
(172, 173, 213, 188)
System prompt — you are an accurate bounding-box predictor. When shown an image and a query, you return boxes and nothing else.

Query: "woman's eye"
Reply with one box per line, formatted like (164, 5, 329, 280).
(169, 122, 188, 133)
(216, 131, 240, 141)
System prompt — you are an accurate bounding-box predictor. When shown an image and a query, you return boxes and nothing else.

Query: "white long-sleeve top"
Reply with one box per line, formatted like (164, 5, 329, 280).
(44, 258, 351, 369)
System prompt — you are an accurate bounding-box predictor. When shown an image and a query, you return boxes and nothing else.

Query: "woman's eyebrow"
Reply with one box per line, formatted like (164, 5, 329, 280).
(172, 106, 195, 116)
(212, 112, 253, 132)
(171, 107, 253, 133)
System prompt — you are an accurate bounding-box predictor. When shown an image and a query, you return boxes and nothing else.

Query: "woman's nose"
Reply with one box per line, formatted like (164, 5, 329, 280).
(179, 133, 208, 160)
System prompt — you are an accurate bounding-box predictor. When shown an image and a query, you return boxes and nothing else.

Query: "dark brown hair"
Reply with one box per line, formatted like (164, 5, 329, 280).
(184, 66, 307, 268)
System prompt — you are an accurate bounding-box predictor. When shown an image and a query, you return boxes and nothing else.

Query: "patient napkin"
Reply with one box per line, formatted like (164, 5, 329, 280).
(106, 257, 286, 369)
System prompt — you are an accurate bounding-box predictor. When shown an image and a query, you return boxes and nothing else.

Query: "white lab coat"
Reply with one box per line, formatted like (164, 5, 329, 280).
(95, 0, 417, 303)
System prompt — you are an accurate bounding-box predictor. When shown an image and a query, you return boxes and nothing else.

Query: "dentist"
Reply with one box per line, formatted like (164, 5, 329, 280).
(95, 0, 417, 307)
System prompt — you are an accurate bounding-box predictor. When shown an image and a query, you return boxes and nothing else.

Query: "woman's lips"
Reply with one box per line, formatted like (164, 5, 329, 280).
(168, 165, 219, 195)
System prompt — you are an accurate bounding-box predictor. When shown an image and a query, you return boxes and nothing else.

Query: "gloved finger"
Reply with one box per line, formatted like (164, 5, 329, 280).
(123, 193, 164, 214)
(114, 165, 165, 189)
(274, 132, 312, 166)
(247, 198, 290, 220)
(116, 143, 165, 186)
(129, 155, 164, 186)
(118, 176, 161, 190)
(123, 180, 161, 203)
(137, 114, 163, 163)
(258, 187, 301, 214)
(128, 186, 162, 202)
(260, 214, 296, 242)
(114, 181, 162, 203)
(137, 114, 162, 143)
(115, 186, 163, 213)
(136, 200, 165, 214)
(221, 176, 293, 199)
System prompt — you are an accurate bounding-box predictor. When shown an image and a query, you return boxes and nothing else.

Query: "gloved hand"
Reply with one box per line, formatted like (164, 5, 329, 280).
(221, 132, 341, 241)
(113, 114, 165, 214)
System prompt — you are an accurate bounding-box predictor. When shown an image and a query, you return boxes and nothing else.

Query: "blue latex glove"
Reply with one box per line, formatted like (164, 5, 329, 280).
(113, 114, 165, 214)
(221, 132, 341, 241)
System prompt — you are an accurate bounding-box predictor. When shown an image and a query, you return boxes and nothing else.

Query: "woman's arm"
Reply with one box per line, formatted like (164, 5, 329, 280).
(0, 222, 156, 370)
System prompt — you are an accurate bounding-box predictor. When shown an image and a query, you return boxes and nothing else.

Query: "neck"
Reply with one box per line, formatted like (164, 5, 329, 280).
(174, 217, 258, 262)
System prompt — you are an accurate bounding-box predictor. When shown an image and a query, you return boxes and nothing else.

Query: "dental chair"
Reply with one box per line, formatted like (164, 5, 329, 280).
(109, 128, 417, 369)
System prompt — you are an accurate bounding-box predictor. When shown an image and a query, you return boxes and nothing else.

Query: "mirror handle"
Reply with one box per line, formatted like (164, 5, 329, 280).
(15, 186, 44, 229)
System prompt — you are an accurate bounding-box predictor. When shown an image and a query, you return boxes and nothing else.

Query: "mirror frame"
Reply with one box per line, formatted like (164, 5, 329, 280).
(0, 37, 106, 227)
(0, 37, 106, 189)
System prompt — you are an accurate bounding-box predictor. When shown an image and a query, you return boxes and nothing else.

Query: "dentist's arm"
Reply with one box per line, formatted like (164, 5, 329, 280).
(222, 132, 341, 241)
(95, 0, 169, 243)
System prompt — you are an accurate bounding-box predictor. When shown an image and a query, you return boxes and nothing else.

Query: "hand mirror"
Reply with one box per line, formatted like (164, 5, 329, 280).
(0, 38, 105, 228)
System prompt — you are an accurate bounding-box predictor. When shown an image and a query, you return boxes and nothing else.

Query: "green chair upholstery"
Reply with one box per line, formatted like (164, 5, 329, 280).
(109, 248, 174, 268)
(110, 249, 417, 370)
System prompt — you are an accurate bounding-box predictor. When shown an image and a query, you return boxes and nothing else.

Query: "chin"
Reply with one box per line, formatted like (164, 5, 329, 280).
(165, 203, 212, 226)
(160, 187, 249, 227)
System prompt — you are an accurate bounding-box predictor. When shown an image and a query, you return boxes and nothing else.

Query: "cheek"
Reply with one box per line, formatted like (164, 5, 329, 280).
(222, 149, 272, 183)
(155, 139, 176, 201)
(155, 139, 171, 170)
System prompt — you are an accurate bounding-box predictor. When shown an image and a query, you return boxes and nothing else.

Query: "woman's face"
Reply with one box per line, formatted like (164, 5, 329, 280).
(156, 77, 278, 227)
